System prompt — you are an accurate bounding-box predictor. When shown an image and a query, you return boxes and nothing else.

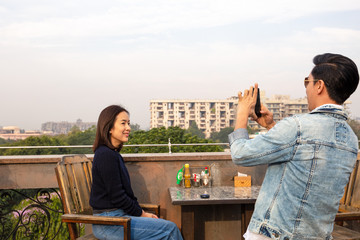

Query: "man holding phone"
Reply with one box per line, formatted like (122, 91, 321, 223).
(229, 53, 359, 239)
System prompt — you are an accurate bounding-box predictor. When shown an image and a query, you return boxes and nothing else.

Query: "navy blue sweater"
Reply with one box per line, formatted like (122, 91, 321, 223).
(89, 145, 142, 216)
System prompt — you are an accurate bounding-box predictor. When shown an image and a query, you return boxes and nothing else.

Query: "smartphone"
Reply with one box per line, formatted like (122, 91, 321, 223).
(255, 88, 261, 118)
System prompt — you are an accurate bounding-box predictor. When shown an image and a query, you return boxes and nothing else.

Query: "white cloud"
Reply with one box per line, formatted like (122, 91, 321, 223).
(1, 0, 360, 44)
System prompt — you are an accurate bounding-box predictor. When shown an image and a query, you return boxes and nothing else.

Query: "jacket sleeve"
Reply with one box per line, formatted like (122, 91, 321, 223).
(96, 150, 143, 216)
(228, 117, 299, 166)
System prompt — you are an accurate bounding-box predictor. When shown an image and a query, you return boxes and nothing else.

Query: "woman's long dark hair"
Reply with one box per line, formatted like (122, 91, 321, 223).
(93, 105, 129, 152)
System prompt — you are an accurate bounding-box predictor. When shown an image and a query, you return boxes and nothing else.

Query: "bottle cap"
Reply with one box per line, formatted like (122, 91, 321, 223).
(185, 163, 189, 168)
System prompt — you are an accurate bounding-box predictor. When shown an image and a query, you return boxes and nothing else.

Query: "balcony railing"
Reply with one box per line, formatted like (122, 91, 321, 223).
(0, 141, 230, 154)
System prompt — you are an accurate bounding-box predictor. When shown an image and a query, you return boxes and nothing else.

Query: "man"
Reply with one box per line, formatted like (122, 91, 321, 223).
(229, 53, 359, 240)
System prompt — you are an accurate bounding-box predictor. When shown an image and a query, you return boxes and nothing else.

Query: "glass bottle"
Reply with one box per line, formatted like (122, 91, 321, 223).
(202, 167, 210, 186)
(184, 164, 191, 188)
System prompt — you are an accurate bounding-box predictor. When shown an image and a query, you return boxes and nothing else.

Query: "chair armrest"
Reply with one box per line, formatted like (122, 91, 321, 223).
(335, 211, 360, 221)
(62, 213, 131, 226)
(140, 203, 160, 217)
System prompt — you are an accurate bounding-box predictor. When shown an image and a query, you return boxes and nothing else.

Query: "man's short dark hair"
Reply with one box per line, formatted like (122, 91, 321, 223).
(311, 53, 359, 104)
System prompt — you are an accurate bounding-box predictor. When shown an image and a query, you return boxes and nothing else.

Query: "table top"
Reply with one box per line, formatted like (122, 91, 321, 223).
(169, 186, 260, 205)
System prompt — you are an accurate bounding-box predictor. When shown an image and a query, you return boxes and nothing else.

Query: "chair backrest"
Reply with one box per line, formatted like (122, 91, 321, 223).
(55, 154, 93, 215)
(340, 153, 360, 209)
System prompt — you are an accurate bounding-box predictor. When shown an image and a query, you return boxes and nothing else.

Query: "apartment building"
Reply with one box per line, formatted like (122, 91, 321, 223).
(150, 98, 237, 138)
(150, 93, 351, 138)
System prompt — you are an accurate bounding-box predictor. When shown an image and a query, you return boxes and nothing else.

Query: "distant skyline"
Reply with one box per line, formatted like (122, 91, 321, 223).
(1, 1, 360, 130)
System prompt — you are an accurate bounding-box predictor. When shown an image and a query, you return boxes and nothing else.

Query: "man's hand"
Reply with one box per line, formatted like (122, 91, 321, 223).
(141, 210, 159, 219)
(234, 84, 258, 129)
(251, 104, 276, 130)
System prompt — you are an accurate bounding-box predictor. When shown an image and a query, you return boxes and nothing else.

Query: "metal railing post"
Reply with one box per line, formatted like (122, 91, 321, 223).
(168, 138, 172, 154)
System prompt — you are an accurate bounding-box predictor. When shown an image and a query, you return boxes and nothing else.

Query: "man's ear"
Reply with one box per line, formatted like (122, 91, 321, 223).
(317, 80, 326, 94)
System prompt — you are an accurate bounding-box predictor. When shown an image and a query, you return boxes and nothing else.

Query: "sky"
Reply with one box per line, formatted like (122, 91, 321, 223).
(1, 0, 360, 131)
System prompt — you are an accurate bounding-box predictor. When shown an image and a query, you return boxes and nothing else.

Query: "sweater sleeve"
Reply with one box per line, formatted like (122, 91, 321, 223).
(94, 149, 142, 216)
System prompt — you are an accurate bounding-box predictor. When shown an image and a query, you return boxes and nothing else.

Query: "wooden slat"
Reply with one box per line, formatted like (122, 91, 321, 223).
(140, 203, 160, 217)
(332, 224, 360, 240)
(62, 214, 130, 225)
(336, 211, 360, 221)
(63, 155, 89, 164)
(65, 163, 81, 213)
(71, 161, 91, 213)
(55, 164, 76, 214)
(83, 161, 93, 192)
(350, 159, 360, 208)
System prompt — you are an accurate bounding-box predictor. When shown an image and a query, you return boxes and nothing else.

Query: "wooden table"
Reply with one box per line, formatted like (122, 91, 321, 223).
(169, 186, 260, 240)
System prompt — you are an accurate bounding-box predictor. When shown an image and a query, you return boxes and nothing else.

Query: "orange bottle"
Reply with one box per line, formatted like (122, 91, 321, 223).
(184, 164, 191, 188)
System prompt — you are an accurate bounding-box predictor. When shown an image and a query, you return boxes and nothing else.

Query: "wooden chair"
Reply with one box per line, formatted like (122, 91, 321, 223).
(333, 153, 360, 239)
(55, 154, 160, 240)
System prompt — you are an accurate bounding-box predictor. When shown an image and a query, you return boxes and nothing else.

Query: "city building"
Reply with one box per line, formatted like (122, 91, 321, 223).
(41, 119, 96, 135)
(150, 98, 237, 138)
(0, 126, 42, 140)
(150, 92, 351, 138)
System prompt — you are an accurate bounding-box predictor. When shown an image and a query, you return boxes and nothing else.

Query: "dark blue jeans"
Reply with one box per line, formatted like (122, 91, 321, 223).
(93, 209, 183, 240)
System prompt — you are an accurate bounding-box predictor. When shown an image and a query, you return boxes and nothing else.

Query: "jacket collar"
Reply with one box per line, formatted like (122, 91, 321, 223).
(310, 104, 348, 120)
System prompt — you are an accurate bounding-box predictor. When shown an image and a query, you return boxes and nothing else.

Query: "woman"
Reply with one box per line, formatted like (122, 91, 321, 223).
(90, 105, 183, 240)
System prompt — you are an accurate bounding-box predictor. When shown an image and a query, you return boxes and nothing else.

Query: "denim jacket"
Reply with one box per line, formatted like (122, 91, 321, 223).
(229, 104, 358, 240)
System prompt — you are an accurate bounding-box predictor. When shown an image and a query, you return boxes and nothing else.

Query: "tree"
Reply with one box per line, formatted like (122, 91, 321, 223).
(210, 127, 234, 143)
(0, 138, 15, 145)
(0, 136, 70, 156)
(0, 125, 222, 155)
(122, 126, 222, 153)
(130, 124, 141, 131)
(186, 121, 205, 139)
(66, 126, 96, 154)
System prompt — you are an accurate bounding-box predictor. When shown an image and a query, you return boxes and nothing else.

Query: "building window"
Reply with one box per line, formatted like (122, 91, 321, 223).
(188, 103, 195, 109)
(157, 111, 164, 118)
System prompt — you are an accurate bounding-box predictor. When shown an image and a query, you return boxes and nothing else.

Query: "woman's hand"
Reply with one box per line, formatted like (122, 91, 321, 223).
(141, 210, 159, 219)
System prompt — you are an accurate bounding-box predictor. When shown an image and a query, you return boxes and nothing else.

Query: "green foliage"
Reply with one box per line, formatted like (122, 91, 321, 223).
(122, 126, 223, 153)
(0, 125, 223, 155)
(0, 136, 71, 156)
(66, 126, 96, 154)
(1, 189, 70, 240)
(210, 127, 234, 143)
(0, 138, 15, 145)
(185, 121, 205, 139)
